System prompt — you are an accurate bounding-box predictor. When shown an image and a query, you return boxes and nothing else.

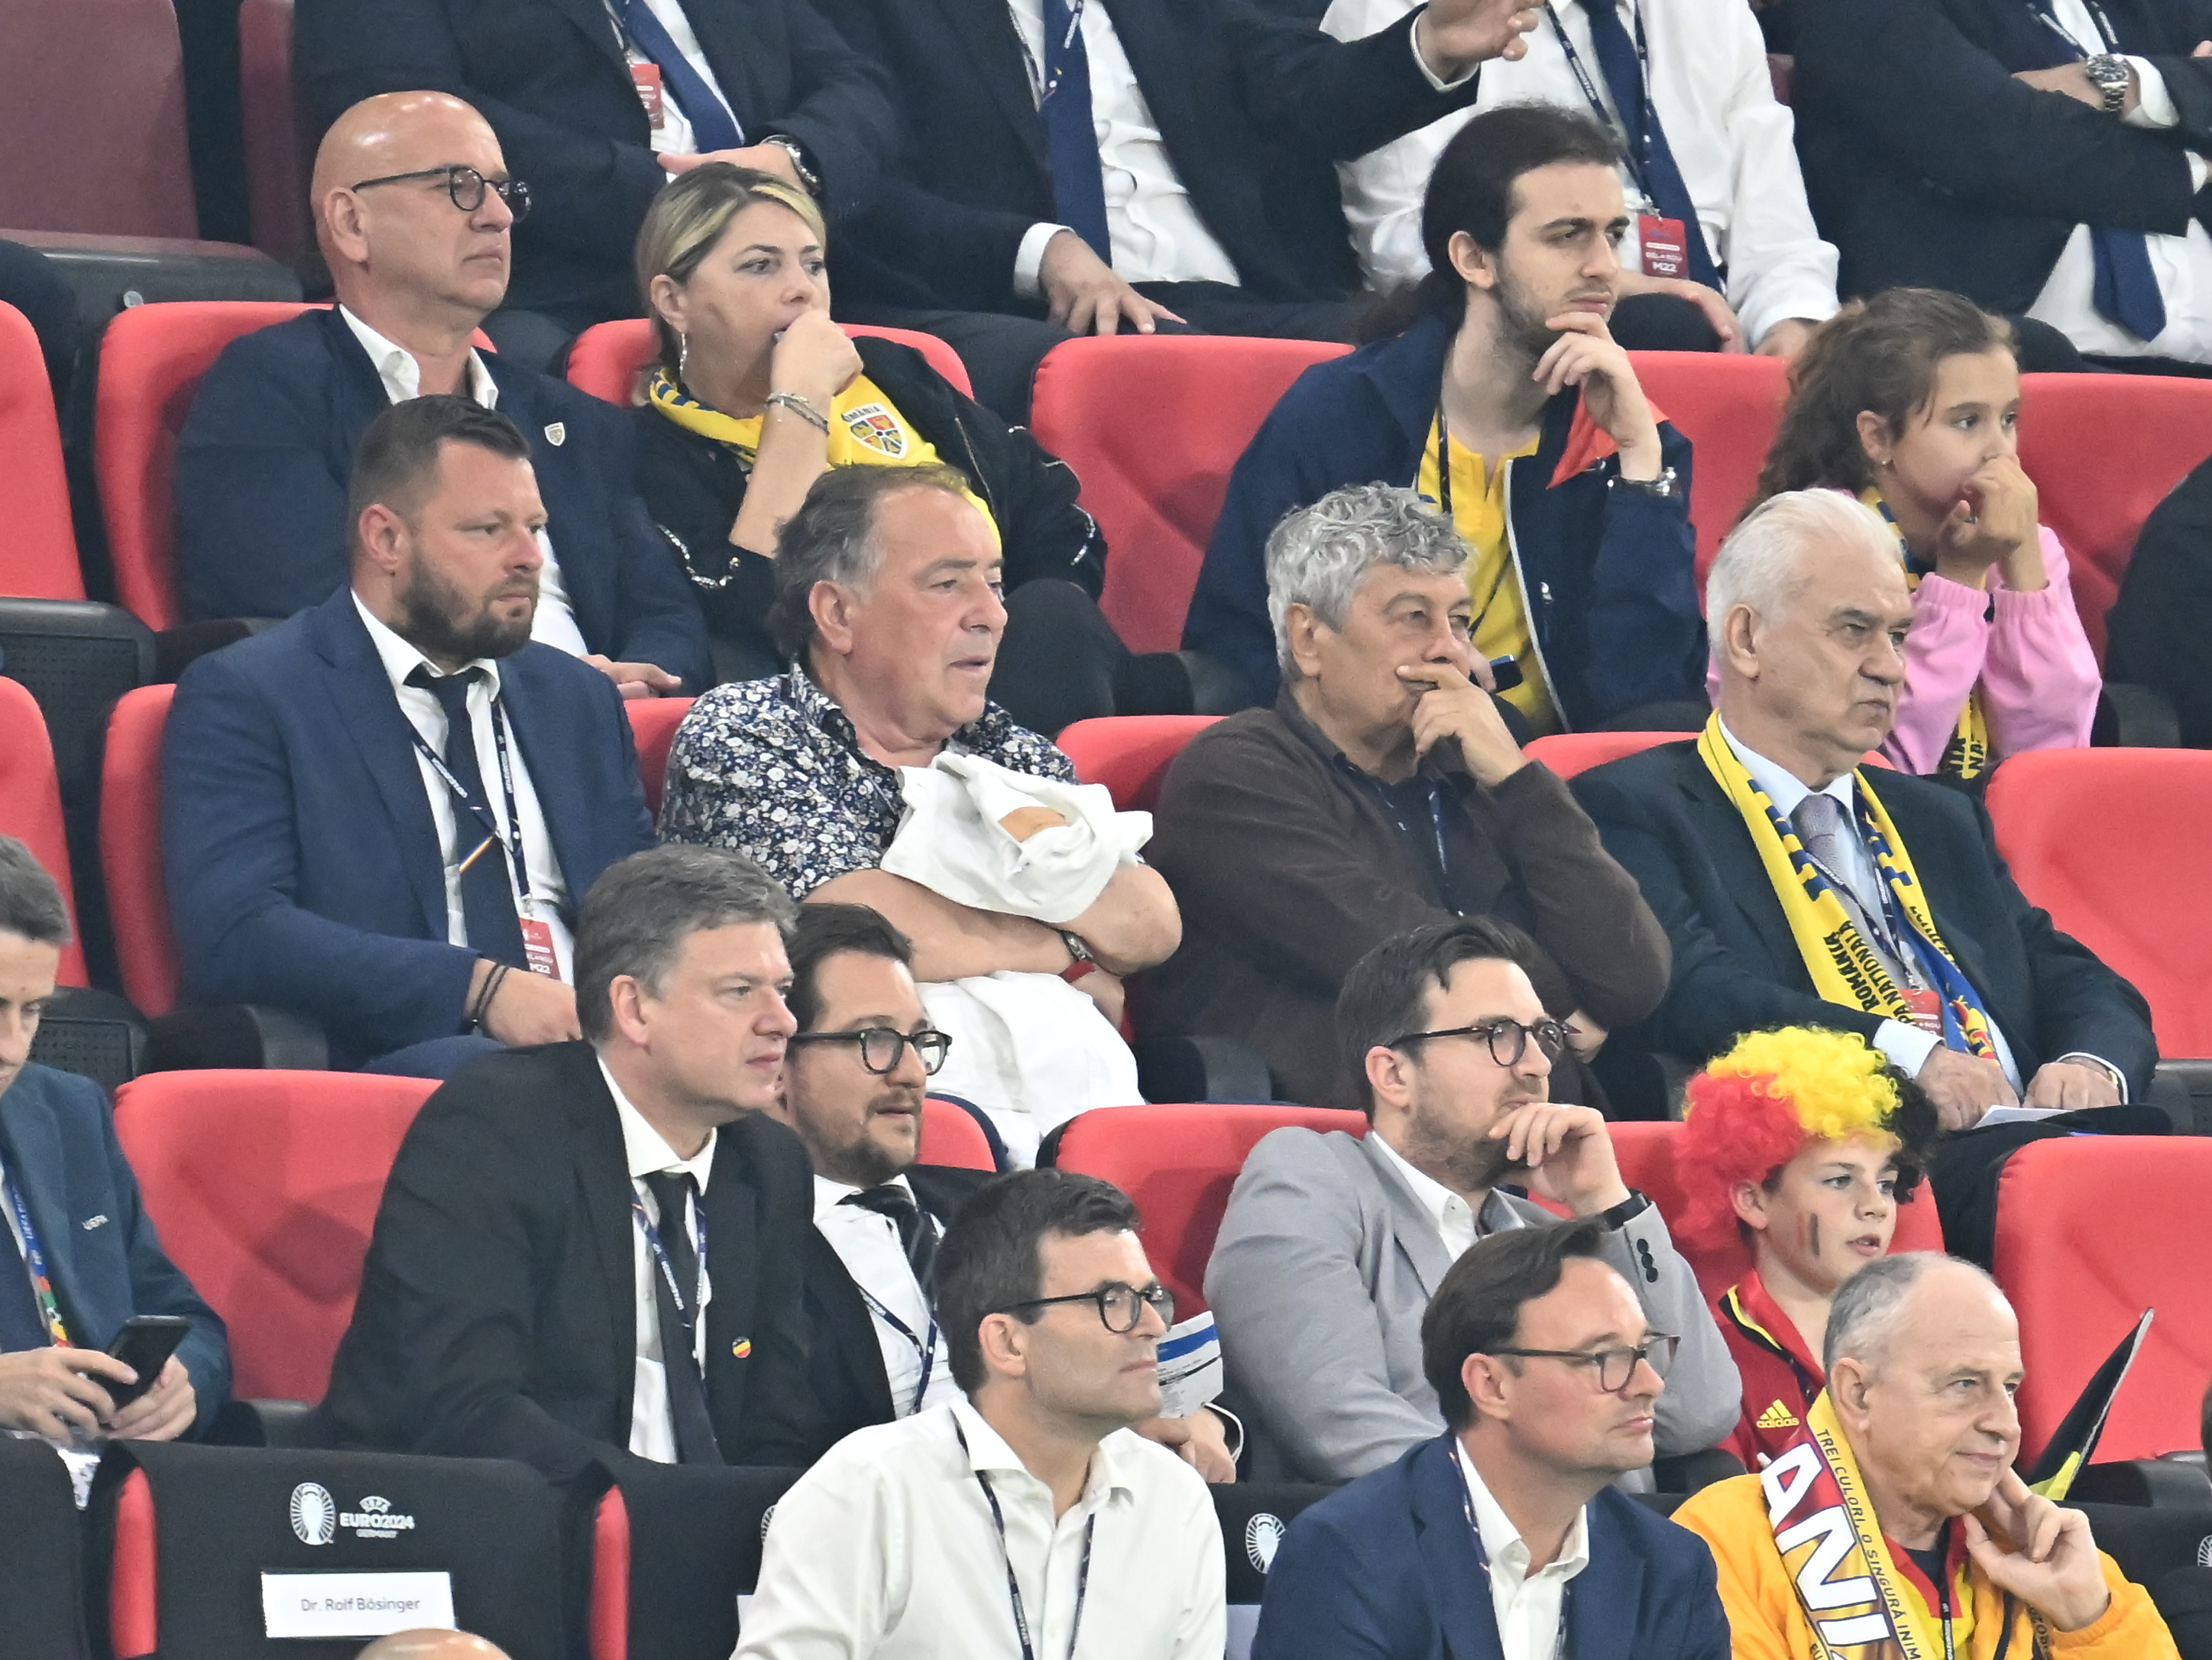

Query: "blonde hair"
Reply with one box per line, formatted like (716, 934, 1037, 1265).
(632, 163, 827, 374)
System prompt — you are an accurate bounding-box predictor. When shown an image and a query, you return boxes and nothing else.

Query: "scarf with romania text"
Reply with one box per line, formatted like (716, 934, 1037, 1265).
(1861, 487, 1990, 780)
(1696, 714, 2000, 1062)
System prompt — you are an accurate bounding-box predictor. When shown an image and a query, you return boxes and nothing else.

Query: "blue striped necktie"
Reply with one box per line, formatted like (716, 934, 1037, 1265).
(614, 0, 743, 154)
(1576, 0, 1720, 290)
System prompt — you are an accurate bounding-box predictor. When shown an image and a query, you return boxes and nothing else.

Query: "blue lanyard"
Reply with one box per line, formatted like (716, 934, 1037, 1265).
(407, 687, 536, 909)
(1547, 2, 1660, 204)
(859, 1286, 940, 1415)
(630, 1190, 708, 1335)
(2, 1169, 67, 1347)
(954, 1419, 1095, 1660)
(1451, 1439, 1570, 1660)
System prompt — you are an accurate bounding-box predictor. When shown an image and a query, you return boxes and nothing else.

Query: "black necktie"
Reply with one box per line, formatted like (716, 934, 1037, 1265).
(405, 666, 527, 968)
(641, 1171, 724, 1466)
(841, 1185, 940, 1291)
(1576, 0, 1721, 290)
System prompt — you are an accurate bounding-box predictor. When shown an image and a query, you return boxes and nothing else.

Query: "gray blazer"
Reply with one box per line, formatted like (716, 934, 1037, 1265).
(1204, 1127, 1741, 1483)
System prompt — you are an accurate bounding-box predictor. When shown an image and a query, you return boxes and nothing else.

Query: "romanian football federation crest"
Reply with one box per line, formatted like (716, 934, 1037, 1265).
(840, 402, 908, 458)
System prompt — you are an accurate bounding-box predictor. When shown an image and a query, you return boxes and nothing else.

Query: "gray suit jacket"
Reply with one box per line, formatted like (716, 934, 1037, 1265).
(1204, 1127, 1741, 1483)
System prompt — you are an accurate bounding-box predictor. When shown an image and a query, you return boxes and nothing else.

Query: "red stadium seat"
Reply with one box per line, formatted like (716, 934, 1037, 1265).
(112, 1068, 436, 1401)
(238, 0, 309, 267)
(2017, 372, 2212, 663)
(0, 678, 87, 985)
(1056, 715, 1223, 811)
(1524, 730, 1683, 777)
(95, 300, 315, 630)
(625, 695, 695, 817)
(0, 301, 84, 601)
(1029, 336, 1352, 653)
(1991, 1136, 2212, 1464)
(565, 318, 975, 406)
(1986, 748, 2212, 1058)
(1624, 350, 1789, 589)
(919, 1096, 997, 1172)
(100, 685, 180, 1016)
(1050, 1103, 1367, 1313)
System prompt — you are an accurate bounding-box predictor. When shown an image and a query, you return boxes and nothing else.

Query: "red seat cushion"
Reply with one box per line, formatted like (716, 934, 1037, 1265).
(100, 685, 179, 1016)
(565, 318, 973, 406)
(0, 678, 87, 984)
(0, 300, 83, 600)
(1624, 351, 1789, 592)
(1055, 715, 1223, 812)
(625, 696, 694, 819)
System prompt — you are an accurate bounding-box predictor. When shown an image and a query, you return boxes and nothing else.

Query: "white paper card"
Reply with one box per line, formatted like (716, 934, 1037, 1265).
(1155, 1311, 1223, 1419)
(261, 1571, 455, 1639)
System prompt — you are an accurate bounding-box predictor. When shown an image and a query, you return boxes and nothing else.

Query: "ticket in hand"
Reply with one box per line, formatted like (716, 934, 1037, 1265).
(1155, 1310, 1224, 1420)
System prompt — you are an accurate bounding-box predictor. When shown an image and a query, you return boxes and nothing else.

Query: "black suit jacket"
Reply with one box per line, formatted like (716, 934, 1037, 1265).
(1571, 741, 2157, 1092)
(1793, 0, 2212, 311)
(322, 1042, 821, 1487)
(174, 307, 709, 689)
(814, 0, 1484, 313)
(293, 0, 896, 319)
(802, 1165, 989, 1447)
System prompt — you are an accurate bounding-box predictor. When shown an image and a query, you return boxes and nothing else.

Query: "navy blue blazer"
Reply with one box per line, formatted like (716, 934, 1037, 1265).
(173, 306, 710, 692)
(1183, 312, 1705, 725)
(1251, 1435, 1729, 1660)
(160, 587, 656, 1068)
(0, 1064, 229, 1436)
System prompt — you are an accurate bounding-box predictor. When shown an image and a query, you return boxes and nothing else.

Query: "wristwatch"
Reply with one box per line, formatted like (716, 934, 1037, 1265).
(1610, 465, 1678, 500)
(1596, 1188, 1653, 1230)
(2082, 54, 2132, 115)
(759, 133, 821, 196)
(1058, 929, 1098, 983)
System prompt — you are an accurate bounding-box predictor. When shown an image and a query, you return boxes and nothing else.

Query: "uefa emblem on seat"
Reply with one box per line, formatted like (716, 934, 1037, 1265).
(2199, 1533, 2212, 1569)
(290, 1481, 337, 1546)
(1245, 1512, 1284, 1574)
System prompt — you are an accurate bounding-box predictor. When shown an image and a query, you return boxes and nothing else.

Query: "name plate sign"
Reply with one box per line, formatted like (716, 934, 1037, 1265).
(261, 1571, 456, 1639)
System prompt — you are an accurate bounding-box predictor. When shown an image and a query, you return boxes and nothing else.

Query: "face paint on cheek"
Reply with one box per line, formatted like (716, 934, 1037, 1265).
(1805, 1214, 1822, 1263)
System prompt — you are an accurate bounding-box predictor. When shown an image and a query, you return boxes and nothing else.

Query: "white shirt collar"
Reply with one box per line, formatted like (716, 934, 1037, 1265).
(598, 1055, 717, 1190)
(352, 591, 504, 700)
(1371, 1133, 1475, 1237)
(1717, 715, 1857, 822)
(811, 1170, 917, 1222)
(944, 1397, 1133, 1505)
(1453, 1437, 1592, 1584)
(338, 303, 499, 408)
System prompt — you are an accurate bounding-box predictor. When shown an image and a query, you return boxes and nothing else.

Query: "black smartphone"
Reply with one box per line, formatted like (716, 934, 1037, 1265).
(105, 1315, 189, 1409)
(1488, 655, 1525, 693)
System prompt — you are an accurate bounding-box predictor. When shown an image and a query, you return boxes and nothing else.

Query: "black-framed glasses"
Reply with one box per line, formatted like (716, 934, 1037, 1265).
(1486, 1334, 1679, 1394)
(1387, 1016, 1569, 1068)
(786, 1026, 952, 1076)
(349, 164, 532, 222)
(999, 1280, 1175, 1334)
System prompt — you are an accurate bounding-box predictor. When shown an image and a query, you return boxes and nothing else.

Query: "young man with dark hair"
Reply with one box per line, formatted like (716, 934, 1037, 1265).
(737, 1168, 1226, 1658)
(1252, 1221, 1731, 1658)
(0, 839, 228, 1451)
(1206, 917, 1736, 1480)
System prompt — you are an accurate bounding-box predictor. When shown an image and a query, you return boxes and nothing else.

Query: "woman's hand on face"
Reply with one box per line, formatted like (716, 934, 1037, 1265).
(768, 309, 863, 410)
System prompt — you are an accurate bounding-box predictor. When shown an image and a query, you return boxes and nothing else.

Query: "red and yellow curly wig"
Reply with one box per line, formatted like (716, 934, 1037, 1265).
(1674, 1028, 1903, 1251)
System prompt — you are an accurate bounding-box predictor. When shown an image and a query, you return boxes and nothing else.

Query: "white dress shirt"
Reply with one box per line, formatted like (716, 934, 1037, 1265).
(2022, 0, 2212, 362)
(1454, 1438, 1591, 1660)
(811, 1174, 957, 1420)
(602, 1057, 717, 1464)
(338, 307, 591, 657)
(600, 0, 741, 157)
(351, 592, 577, 981)
(1370, 1133, 1492, 1261)
(1319, 0, 1840, 349)
(733, 1396, 1226, 1659)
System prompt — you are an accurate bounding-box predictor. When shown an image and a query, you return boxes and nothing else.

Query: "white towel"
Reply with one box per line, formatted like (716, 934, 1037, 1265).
(921, 974, 1142, 1169)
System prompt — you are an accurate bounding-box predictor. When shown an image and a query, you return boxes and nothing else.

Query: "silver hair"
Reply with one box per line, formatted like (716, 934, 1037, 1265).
(1265, 483, 1470, 682)
(1705, 488, 1896, 666)
(1822, 1251, 2003, 1376)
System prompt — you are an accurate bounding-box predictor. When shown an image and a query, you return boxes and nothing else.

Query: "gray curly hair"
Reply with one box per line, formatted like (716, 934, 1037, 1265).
(1265, 483, 1470, 682)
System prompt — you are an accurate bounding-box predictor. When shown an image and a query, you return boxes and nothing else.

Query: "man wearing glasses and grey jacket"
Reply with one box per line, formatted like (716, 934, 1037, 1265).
(1206, 916, 1739, 1482)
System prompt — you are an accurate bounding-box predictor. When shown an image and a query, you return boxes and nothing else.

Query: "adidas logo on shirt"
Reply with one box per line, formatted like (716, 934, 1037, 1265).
(1755, 1400, 1802, 1431)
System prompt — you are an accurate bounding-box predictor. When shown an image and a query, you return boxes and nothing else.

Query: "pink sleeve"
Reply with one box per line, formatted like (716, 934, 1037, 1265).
(1977, 526, 2101, 758)
(1880, 574, 1990, 775)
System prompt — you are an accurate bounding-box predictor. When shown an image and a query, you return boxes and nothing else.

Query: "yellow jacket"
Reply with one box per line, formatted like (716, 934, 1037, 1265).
(1673, 1472, 2179, 1660)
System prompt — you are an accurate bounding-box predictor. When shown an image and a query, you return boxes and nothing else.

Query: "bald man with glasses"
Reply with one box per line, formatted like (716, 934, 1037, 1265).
(1205, 916, 1738, 1482)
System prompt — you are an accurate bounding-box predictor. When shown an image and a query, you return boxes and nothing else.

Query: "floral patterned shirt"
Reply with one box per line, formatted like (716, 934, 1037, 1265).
(658, 667, 1077, 898)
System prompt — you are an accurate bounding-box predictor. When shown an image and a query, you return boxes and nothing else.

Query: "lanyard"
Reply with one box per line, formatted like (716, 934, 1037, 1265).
(858, 1286, 940, 1415)
(1012, 0, 1087, 103)
(2023, 0, 2118, 56)
(1547, 2, 1661, 205)
(1430, 397, 1520, 637)
(954, 1421, 1096, 1660)
(1452, 1441, 1570, 1660)
(1349, 764, 1459, 913)
(630, 1189, 708, 1336)
(2, 1170, 70, 1347)
(407, 687, 535, 912)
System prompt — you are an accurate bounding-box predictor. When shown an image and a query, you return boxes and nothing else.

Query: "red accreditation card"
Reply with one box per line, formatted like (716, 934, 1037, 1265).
(1902, 987, 1945, 1037)
(630, 63, 665, 128)
(520, 916, 562, 981)
(1639, 214, 1689, 280)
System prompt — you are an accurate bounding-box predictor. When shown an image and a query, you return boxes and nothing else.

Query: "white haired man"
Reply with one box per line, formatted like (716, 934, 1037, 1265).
(1674, 1253, 2179, 1658)
(1572, 488, 2152, 1133)
(1141, 482, 1669, 1108)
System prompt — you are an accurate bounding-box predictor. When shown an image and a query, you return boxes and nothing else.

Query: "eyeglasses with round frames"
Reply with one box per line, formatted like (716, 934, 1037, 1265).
(998, 1280, 1176, 1334)
(785, 1026, 953, 1076)
(1387, 1016, 1569, 1068)
(348, 164, 533, 222)
(1485, 1333, 1679, 1394)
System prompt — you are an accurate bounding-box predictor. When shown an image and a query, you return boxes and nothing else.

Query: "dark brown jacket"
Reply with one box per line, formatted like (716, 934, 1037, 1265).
(1134, 697, 1670, 1107)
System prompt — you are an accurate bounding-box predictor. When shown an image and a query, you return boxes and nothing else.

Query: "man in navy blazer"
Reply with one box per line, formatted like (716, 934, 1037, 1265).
(164, 396, 656, 1075)
(0, 840, 227, 1443)
(1252, 1220, 1728, 1660)
(174, 92, 709, 697)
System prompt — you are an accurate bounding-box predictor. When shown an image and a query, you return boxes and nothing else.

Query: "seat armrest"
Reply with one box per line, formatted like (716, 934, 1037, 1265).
(1651, 1447, 1748, 1495)
(144, 1004, 329, 1071)
(2148, 1060, 2212, 1136)
(27, 986, 147, 1089)
(2066, 1457, 2212, 1508)
(207, 1399, 323, 1448)
(2093, 682, 2182, 749)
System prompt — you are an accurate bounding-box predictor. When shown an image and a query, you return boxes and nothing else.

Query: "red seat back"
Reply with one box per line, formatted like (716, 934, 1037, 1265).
(0, 679, 87, 985)
(0, 301, 85, 601)
(919, 1096, 997, 1172)
(96, 301, 316, 630)
(112, 1068, 436, 1402)
(1992, 1136, 2212, 1464)
(1523, 731, 1683, 777)
(100, 685, 180, 1016)
(625, 696, 695, 818)
(1055, 715, 1223, 811)
(1030, 336, 1352, 653)
(2016, 372, 2212, 663)
(238, 0, 309, 267)
(1624, 350, 1789, 592)
(1050, 1103, 1367, 1313)
(1986, 747, 2212, 1057)
(565, 319, 974, 407)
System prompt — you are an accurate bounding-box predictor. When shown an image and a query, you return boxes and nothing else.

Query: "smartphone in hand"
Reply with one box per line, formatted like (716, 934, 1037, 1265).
(105, 1315, 189, 1410)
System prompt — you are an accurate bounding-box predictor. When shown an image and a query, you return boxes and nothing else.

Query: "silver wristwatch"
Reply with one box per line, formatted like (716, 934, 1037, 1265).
(2083, 54, 2132, 115)
(760, 133, 821, 196)
(1610, 465, 1678, 499)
